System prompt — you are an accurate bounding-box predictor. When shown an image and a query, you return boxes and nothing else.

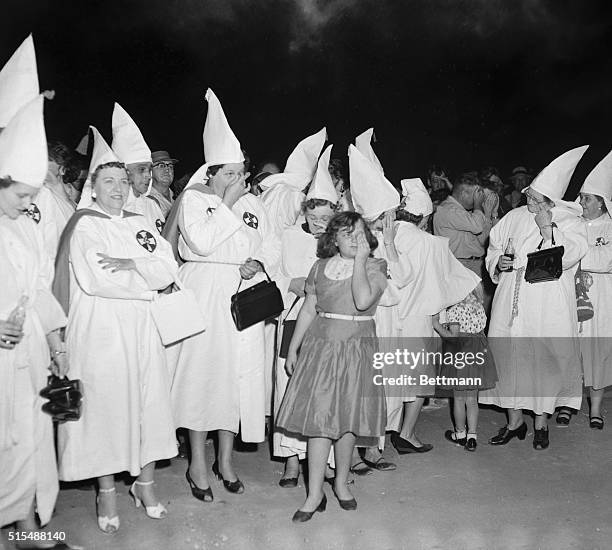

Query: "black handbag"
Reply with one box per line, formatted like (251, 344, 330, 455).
(524, 225, 564, 284)
(279, 297, 300, 359)
(40, 374, 83, 423)
(230, 264, 284, 331)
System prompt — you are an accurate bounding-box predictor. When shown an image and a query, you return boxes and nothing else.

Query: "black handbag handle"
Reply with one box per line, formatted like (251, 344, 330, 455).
(235, 261, 272, 293)
(284, 296, 300, 318)
(536, 222, 556, 250)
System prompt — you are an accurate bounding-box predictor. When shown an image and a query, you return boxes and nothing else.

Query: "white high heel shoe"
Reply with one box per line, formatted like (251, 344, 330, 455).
(96, 487, 120, 534)
(130, 480, 167, 519)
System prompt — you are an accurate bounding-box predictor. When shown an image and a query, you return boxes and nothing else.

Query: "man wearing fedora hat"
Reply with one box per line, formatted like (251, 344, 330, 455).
(506, 166, 531, 209)
(150, 150, 178, 217)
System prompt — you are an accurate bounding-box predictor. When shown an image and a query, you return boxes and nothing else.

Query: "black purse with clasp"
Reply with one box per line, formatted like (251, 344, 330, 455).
(40, 374, 83, 423)
(524, 224, 564, 284)
(230, 264, 284, 331)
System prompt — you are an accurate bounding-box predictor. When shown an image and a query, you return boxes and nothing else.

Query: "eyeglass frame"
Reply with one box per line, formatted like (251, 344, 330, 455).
(153, 162, 175, 170)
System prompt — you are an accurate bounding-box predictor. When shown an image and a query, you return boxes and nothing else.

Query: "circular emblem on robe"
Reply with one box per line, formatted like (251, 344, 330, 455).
(155, 219, 164, 234)
(136, 230, 157, 252)
(26, 203, 41, 224)
(595, 236, 609, 247)
(243, 211, 259, 229)
(206, 207, 216, 216)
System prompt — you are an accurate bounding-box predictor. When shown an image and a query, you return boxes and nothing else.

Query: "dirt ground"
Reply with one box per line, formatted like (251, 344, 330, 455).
(3, 394, 611, 550)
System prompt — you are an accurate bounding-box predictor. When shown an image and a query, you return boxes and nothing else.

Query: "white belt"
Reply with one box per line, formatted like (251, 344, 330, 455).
(318, 312, 374, 321)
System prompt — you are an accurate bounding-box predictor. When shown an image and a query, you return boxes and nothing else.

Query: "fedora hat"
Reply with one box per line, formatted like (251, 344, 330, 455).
(152, 150, 178, 164)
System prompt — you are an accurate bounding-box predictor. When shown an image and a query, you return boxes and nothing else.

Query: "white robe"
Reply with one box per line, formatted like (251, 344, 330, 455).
(0, 215, 66, 527)
(273, 223, 318, 458)
(377, 222, 480, 431)
(125, 187, 166, 235)
(26, 185, 75, 264)
(479, 206, 587, 414)
(170, 191, 281, 442)
(578, 213, 612, 389)
(57, 206, 178, 480)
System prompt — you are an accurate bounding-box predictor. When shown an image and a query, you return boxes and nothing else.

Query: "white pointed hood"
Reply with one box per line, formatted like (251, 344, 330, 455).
(186, 88, 244, 188)
(580, 148, 612, 215)
(306, 144, 337, 204)
(75, 132, 89, 155)
(526, 145, 589, 200)
(77, 126, 120, 209)
(0, 94, 47, 188)
(355, 128, 384, 175)
(0, 34, 39, 128)
(259, 127, 327, 191)
(111, 102, 151, 165)
(400, 178, 433, 216)
(349, 144, 400, 220)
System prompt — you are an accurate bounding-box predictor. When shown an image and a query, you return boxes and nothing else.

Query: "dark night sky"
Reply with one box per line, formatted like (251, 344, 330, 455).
(3, 0, 612, 189)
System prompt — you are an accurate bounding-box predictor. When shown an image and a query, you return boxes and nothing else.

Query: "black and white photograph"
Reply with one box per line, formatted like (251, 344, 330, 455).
(1, 1, 611, 549)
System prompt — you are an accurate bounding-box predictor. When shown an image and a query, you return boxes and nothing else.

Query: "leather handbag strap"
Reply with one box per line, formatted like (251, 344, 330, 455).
(285, 296, 300, 317)
(235, 261, 272, 293)
(536, 222, 556, 250)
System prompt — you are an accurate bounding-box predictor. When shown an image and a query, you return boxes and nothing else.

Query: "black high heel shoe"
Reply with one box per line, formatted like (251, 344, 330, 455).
(212, 462, 244, 494)
(332, 487, 357, 511)
(186, 470, 213, 502)
(488, 422, 527, 445)
(532, 428, 549, 450)
(292, 494, 327, 523)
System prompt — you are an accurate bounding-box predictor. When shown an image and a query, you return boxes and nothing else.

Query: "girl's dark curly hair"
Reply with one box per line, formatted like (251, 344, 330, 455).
(317, 211, 378, 258)
(301, 197, 338, 214)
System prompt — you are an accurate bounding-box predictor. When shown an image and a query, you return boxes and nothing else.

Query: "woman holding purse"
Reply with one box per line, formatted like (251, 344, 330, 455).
(56, 130, 179, 534)
(479, 146, 588, 450)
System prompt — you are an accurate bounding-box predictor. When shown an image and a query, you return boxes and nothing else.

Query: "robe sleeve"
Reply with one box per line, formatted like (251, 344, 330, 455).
(70, 219, 168, 300)
(252, 201, 281, 277)
(579, 244, 612, 273)
(32, 222, 67, 333)
(389, 232, 416, 288)
(178, 194, 242, 256)
(367, 258, 389, 294)
(545, 217, 587, 270)
(485, 218, 505, 284)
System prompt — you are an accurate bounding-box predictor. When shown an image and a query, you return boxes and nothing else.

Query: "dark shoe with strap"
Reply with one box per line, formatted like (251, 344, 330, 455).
(533, 428, 549, 450)
(292, 494, 327, 523)
(488, 422, 527, 445)
(465, 437, 477, 452)
(186, 470, 213, 502)
(349, 460, 373, 475)
(391, 433, 433, 454)
(590, 416, 604, 430)
(444, 430, 467, 446)
(279, 476, 299, 488)
(555, 407, 572, 425)
(212, 462, 244, 494)
(361, 456, 397, 471)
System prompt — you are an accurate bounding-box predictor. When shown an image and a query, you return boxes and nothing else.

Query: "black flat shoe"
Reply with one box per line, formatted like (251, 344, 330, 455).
(391, 433, 433, 454)
(533, 428, 549, 450)
(279, 476, 299, 488)
(590, 416, 604, 430)
(488, 422, 527, 445)
(444, 430, 467, 446)
(292, 494, 327, 523)
(212, 462, 244, 494)
(465, 438, 477, 452)
(186, 470, 213, 502)
(333, 487, 357, 510)
(349, 460, 373, 475)
(361, 456, 397, 471)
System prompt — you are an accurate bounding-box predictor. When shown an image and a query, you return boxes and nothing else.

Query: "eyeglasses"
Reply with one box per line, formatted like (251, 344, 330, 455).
(153, 162, 174, 170)
(524, 192, 546, 204)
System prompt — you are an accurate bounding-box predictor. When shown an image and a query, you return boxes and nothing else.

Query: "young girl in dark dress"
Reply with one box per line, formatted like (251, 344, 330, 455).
(276, 212, 387, 522)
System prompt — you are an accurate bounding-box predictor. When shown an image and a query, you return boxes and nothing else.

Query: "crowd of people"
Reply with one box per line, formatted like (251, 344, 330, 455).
(1, 34, 611, 548)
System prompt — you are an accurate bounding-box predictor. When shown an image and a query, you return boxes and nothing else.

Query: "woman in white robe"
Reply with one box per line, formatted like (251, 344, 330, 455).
(575, 191, 612, 428)
(274, 198, 335, 485)
(0, 176, 68, 542)
(479, 189, 587, 449)
(170, 162, 280, 499)
(56, 161, 178, 533)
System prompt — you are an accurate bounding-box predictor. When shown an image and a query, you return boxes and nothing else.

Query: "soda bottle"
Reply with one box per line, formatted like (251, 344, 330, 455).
(504, 238, 515, 272)
(7, 295, 28, 329)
